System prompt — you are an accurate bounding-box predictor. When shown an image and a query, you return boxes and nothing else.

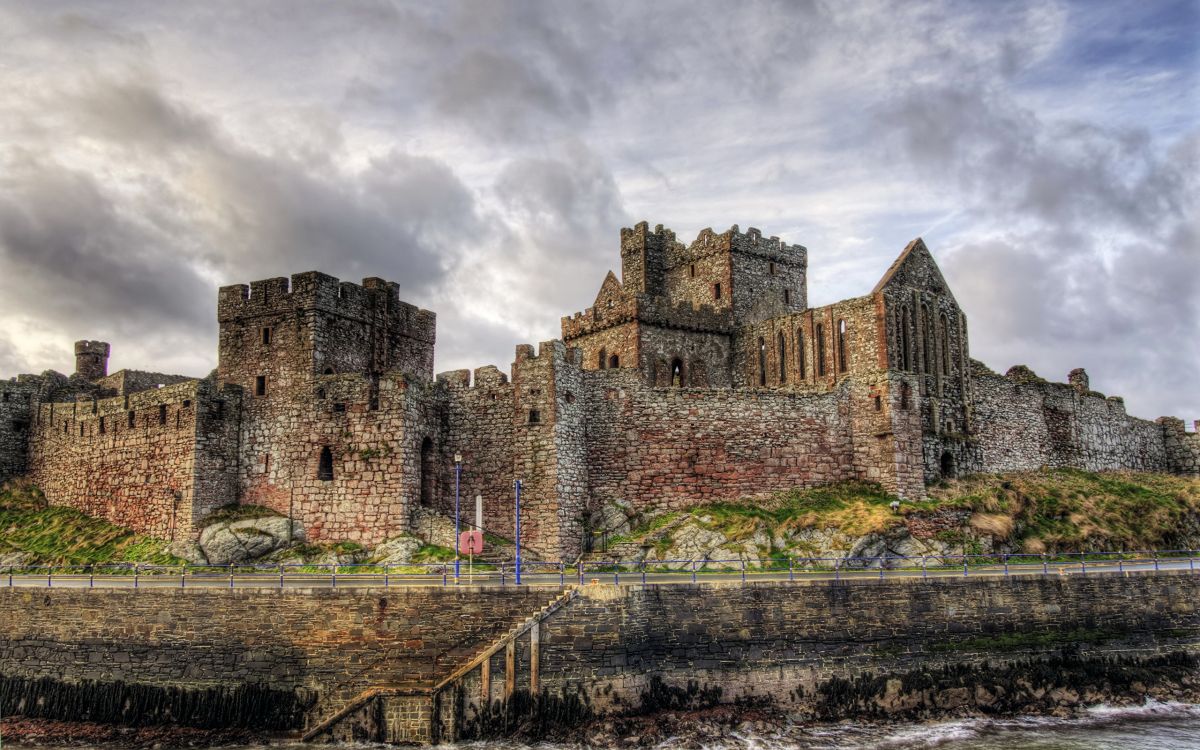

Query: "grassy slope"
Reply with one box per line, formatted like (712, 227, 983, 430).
(612, 469, 1200, 555)
(0, 481, 184, 566)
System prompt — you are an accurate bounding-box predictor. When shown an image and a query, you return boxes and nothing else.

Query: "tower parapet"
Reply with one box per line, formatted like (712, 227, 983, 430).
(74, 341, 110, 381)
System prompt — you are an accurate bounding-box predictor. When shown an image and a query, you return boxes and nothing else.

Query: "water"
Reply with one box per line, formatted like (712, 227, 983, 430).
(5, 702, 1199, 749)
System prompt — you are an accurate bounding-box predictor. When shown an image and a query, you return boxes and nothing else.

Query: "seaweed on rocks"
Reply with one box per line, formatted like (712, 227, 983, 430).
(0, 674, 309, 730)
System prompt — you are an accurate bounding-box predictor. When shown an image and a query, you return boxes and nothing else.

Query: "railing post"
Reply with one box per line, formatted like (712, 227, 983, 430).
(332, 567, 338, 589)
(922, 557, 928, 580)
(835, 559, 840, 582)
(963, 557, 968, 577)
(47, 568, 52, 588)
(1190, 555, 1195, 573)
(789, 557, 794, 582)
(691, 559, 697, 584)
(230, 562, 235, 589)
(90, 567, 95, 589)
(614, 566, 619, 586)
(1081, 556, 1086, 575)
(741, 559, 747, 584)
(8, 566, 12, 588)
(1003, 554, 1009, 576)
(500, 563, 506, 587)
(560, 561, 565, 587)
(181, 567, 186, 589)
(1118, 557, 1124, 574)
(134, 563, 139, 589)
(280, 565, 285, 589)
(641, 561, 646, 587)
(1154, 550, 1160, 571)
(878, 558, 884, 580)
(384, 564, 390, 588)
(1042, 553, 1048, 575)
(441, 566, 447, 587)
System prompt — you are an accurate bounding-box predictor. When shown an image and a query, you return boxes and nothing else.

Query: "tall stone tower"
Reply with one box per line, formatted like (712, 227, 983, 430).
(74, 340, 110, 381)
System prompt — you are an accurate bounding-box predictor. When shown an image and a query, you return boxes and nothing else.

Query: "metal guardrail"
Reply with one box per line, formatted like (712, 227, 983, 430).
(3, 550, 1198, 589)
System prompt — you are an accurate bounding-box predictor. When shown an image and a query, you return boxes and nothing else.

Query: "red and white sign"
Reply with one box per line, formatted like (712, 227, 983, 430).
(459, 530, 484, 555)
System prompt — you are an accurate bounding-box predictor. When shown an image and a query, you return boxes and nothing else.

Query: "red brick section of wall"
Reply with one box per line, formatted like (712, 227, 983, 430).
(26, 378, 239, 540)
(582, 368, 858, 516)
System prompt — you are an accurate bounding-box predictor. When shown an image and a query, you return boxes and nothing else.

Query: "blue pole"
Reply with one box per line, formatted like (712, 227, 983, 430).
(454, 458, 462, 580)
(515, 479, 522, 585)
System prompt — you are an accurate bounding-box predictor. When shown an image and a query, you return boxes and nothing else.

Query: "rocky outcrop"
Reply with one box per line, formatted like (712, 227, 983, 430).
(196, 516, 304, 565)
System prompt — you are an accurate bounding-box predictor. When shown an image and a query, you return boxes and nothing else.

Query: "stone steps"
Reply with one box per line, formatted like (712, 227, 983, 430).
(302, 588, 576, 740)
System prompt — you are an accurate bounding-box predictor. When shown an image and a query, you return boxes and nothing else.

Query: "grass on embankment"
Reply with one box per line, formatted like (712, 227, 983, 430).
(0, 480, 184, 566)
(611, 469, 1200, 554)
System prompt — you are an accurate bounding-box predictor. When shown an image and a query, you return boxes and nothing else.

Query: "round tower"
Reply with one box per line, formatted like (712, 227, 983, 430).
(74, 340, 111, 381)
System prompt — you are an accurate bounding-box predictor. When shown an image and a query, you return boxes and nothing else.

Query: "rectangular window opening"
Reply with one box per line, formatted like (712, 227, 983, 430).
(158, 404, 167, 425)
(128, 410, 136, 429)
(255, 375, 267, 397)
(261, 327, 272, 346)
(714, 282, 722, 301)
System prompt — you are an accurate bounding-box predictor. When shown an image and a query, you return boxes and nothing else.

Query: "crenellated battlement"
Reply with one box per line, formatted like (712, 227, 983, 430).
(218, 271, 435, 342)
(562, 291, 732, 340)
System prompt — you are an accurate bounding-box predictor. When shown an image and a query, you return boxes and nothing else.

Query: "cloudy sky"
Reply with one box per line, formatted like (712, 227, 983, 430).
(0, 0, 1196, 420)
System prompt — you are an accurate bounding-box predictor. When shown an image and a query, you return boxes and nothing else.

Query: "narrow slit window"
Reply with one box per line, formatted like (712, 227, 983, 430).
(689, 263, 696, 278)
(261, 327, 272, 346)
(158, 404, 167, 425)
(816, 323, 827, 376)
(769, 261, 777, 275)
(609, 354, 619, 368)
(255, 375, 267, 396)
(99, 417, 106, 435)
(714, 282, 722, 301)
(940, 312, 951, 375)
(128, 410, 135, 429)
(838, 319, 848, 372)
(758, 337, 767, 387)
(598, 348, 607, 370)
(796, 328, 806, 379)
(318, 447, 334, 480)
(777, 332, 787, 384)
(670, 358, 684, 388)
(783, 289, 791, 305)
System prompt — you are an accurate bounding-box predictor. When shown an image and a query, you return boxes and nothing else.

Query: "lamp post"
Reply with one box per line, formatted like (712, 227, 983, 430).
(514, 479, 522, 585)
(454, 453, 462, 581)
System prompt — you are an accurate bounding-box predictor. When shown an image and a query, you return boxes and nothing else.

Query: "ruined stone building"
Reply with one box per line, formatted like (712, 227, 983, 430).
(2, 223, 1197, 560)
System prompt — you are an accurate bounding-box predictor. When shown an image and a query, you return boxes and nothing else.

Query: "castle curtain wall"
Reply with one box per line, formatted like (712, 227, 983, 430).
(26, 381, 235, 540)
(581, 368, 858, 518)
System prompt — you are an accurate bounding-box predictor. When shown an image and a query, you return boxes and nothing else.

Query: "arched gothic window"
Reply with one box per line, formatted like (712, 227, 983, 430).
(777, 332, 787, 384)
(940, 312, 951, 375)
(837, 319, 848, 373)
(757, 338, 767, 386)
(796, 328, 806, 379)
(816, 324, 826, 377)
(900, 307, 913, 371)
(922, 304, 934, 375)
(609, 354, 620, 369)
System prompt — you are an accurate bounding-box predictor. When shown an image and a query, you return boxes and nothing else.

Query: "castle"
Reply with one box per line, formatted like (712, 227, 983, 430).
(2, 223, 1197, 560)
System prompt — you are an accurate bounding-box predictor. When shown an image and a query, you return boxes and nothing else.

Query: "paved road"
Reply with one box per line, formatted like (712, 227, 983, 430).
(5, 558, 1196, 590)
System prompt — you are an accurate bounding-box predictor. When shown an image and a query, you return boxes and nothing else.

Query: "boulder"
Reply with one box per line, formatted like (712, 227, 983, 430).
(591, 498, 635, 538)
(198, 516, 303, 565)
(372, 535, 423, 565)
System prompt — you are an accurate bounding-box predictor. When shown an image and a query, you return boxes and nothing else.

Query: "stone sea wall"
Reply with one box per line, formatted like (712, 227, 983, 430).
(1, 572, 1196, 744)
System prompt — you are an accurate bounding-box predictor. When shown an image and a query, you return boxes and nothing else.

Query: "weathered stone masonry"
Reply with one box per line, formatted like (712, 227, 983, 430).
(1, 222, 1196, 559)
(1, 573, 1196, 742)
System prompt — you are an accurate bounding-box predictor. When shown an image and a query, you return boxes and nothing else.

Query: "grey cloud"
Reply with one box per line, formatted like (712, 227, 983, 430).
(882, 83, 1200, 418)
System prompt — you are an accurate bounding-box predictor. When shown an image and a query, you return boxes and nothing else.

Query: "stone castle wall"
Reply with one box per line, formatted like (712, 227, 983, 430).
(581, 368, 858, 517)
(25, 379, 239, 539)
(970, 367, 1174, 475)
(0, 379, 39, 483)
